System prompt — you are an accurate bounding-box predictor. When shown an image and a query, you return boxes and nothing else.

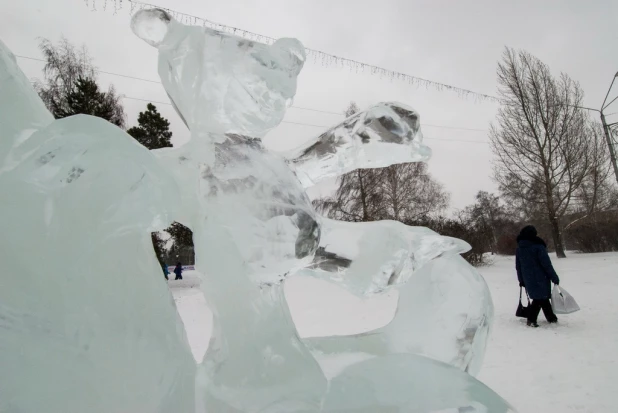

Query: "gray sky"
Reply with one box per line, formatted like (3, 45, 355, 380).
(2, 0, 617, 210)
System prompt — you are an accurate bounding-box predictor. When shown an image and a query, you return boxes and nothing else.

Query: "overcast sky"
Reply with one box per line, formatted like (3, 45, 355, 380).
(2, 0, 617, 209)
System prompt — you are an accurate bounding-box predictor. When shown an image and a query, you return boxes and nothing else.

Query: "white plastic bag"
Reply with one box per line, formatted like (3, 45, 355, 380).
(551, 285, 580, 314)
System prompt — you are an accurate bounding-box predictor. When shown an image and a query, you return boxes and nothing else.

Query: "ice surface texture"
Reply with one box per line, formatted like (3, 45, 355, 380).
(0, 9, 513, 413)
(288, 102, 432, 187)
(0, 40, 195, 413)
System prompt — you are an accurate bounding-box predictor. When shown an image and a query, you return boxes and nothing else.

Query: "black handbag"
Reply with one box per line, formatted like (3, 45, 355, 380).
(516, 287, 531, 318)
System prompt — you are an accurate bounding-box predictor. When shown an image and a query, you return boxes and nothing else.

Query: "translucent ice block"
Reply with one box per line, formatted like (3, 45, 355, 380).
(288, 102, 432, 187)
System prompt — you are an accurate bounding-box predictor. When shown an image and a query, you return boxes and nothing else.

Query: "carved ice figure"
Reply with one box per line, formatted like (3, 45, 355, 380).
(131, 9, 327, 411)
(0, 7, 514, 413)
(289, 116, 495, 375)
(131, 9, 509, 412)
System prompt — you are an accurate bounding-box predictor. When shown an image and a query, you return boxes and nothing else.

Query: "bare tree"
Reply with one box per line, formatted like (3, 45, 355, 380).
(490, 48, 592, 258)
(569, 122, 613, 221)
(377, 163, 449, 222)
(560, 121, 616, 250)
(313, 101, 383, 221)
(34, 37, 126, 128)
(313, 168, 385, 221)
(344, 101, 360, 118)
(463, 191, 505, 253)
(34, 37, 95, 109)
(314, 101, 449, 223)
(313, 163, 449, 223)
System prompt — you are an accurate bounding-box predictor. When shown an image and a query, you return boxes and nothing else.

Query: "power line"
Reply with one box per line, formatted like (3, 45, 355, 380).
(424, 137, 488, 144)
(119, 98, 338, 129)
(120, 96, 327, 127)
(290, 106, 342, 115)
(18, 54, 490, 134)
(125, 91, 344, 115)
(83, 0, 499, 103)
(122, 96, 488, 135)
(123, 95, 488, 133)
(15, 54, 344, 115)
(277, 120, 489, 143)
(15, 54, 161, 84)
(93, 95, 333, 128)
(278, 120, 336, 128)
(19, 55, 493, 143)
(124, 95, 173, 106)
(422, 124, 486, 132)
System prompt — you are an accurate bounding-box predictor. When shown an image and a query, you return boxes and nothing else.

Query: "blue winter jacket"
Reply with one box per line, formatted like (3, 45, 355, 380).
(516, 240, 560, 300)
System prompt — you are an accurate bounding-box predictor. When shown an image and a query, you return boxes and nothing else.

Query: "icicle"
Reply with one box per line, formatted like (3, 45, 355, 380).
(83, 0, 498, 103)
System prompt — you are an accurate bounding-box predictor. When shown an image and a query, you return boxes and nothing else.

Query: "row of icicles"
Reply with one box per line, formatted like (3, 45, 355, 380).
(82, 0, 499, 103)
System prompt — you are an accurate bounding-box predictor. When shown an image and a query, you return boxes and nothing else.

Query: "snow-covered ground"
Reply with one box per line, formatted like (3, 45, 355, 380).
(169, 252, 618, 413)
(478, 252, 618, 413)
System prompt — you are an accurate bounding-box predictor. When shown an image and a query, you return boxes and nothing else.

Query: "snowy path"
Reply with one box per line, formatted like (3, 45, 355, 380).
(477, 252, 618, 413)
(169, 252, 618, 413)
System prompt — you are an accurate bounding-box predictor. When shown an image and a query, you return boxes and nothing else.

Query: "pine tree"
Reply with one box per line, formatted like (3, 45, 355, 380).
(52, 77, 125, 128)
(127, 103, 173, 150)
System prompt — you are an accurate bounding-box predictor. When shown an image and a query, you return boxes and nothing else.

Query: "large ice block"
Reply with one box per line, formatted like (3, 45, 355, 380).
(0, 44, 195, 410)
(0, 40, 53, 172)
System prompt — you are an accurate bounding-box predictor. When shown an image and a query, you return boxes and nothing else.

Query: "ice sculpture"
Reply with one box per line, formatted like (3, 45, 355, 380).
(303, 218, 470, 295)
(0, 7, 514, 413)
(304, 253, 494, 376)
(286, 102, 432, 188)
(299, 220, 493, 375)
(322, 354, 510, 412)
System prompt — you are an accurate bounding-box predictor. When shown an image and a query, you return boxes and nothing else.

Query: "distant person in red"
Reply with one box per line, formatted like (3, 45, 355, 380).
(174, 262, 183, 280)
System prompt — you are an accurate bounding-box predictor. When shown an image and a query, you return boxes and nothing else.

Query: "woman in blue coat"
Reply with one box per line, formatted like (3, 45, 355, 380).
(516, 225, 560, 327)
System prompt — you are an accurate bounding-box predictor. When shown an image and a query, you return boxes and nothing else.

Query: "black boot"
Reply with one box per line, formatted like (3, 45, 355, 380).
(527, 321, 539, 328)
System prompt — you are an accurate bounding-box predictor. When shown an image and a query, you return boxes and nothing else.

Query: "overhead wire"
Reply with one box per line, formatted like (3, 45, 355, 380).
(15, 54, 344, 115)
(16, 54, 491, 144)
(120, 95, 491, 140)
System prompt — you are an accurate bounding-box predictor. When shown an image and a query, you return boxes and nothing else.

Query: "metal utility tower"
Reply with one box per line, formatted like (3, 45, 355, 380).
(600, 73, 618, 185)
